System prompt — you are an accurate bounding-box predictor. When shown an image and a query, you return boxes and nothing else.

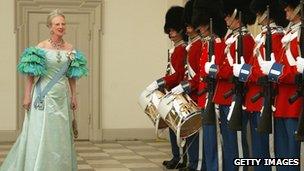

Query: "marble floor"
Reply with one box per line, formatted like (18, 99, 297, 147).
(1, 139, 303, 171)
(0, 140, 177, 171)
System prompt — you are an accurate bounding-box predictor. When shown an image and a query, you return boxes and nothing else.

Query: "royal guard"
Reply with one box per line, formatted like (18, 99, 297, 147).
(202, 0, 256, 170)
(170, 0, 203, 170)
(191, 0, 227, 170)
(257, 0, 301, 170)
(230, 0, 288, 170)
(146, 6, 187, 169)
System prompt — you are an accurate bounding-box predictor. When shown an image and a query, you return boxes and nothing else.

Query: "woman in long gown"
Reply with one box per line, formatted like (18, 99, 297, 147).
(0, 9, 88, 171)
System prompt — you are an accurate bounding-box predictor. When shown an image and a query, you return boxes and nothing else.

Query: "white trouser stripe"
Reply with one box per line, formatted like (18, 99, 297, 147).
(269, 118, 275, 158)
(216, 114, 223, 171)
(179, 146, 183, 163)
(237, 131, 243, 171)
(301, 143, 304, 169)
(196, 128, 203, 170)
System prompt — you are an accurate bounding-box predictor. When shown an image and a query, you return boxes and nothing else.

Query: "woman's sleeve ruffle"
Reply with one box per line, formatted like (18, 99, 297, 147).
(66, 50, 88, 79)
(17, 47, 47, 76)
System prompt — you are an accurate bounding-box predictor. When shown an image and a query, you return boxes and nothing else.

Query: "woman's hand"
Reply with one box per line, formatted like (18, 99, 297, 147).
(23, 95, 32, 111)
(70, 96, 78, 111)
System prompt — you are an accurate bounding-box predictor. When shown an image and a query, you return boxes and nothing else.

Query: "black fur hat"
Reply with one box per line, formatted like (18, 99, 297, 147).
(250, 0, 288, 27)
(192, 0, 228, 38)
(164, 6, 184, 34)
(279, 0, 300, 9)
(182, 0, 195, 26)
(223, 0, 257, 25)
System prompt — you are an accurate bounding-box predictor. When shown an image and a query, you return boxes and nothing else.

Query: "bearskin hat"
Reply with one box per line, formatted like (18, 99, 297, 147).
(182, 0, 195, 26)
(279, 0, 300, 9)
(250, 0, 288, 27)
(192, 0, 228, 38)
(223, 0, 257, 25)
(164, 6, 184, 34)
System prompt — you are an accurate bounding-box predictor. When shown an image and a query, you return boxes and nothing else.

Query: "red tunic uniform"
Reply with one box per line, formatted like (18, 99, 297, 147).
(197, 37, 226, 107)
(275, 22, 303, 118)
(183, 36, 202, 103)
(246, 24, 285, 112)
(225, 27, 255, 109)
(161, 41, 187, 90)
(197, 39, 208, 108)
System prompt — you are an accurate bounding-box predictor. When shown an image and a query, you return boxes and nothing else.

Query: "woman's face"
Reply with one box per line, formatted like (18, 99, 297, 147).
(50, 16, 66, 37)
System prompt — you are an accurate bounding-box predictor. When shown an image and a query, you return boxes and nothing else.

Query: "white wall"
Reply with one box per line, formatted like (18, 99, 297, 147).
(101, 0, 184, 131)
(0, 0, 17, 131)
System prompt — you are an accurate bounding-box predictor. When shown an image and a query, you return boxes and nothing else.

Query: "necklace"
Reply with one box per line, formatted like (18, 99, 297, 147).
(48, 38, 64, 63)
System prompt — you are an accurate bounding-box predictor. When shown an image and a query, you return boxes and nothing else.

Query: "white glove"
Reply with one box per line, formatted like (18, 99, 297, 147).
(146, 81, 158, 91)
(171, 84, 184, 94)
(233, 57, 245, 77)
(259, 53, 275, 75)
(296, 57, 304, 73)
(204, 55, 215, 74)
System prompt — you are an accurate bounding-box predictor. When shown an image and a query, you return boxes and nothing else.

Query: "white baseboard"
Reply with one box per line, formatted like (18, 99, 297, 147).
(102, 128, 165, 141)
(0, 130, 18, 142)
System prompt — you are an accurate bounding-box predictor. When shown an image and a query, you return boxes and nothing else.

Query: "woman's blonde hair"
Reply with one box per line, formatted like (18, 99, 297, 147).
(46, 9, 65, 28)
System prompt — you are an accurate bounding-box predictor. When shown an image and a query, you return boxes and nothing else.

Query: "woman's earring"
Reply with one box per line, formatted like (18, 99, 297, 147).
(50, 30, 54, 35)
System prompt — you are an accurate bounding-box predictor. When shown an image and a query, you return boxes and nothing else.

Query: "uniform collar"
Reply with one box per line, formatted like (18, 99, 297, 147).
(174, 40, 186, 47)
(202, 36, 211, 42)
(188, 35, 201, 44)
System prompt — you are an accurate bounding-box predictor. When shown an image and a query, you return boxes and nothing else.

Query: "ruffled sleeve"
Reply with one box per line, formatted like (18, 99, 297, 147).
(66, 50, 88, 79)
(17, 47, 47, 76)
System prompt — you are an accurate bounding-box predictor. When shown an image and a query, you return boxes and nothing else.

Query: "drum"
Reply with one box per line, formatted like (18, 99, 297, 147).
(158, 92, 201, 145)
(138, 89, 168, 130)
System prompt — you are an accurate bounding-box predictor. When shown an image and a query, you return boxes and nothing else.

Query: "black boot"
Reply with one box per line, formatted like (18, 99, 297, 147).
(165, 159, 186, 169)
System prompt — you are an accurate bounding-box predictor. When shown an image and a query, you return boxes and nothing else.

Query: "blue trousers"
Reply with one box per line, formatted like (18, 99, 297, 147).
(169, 128, 183, 162)
(170, 126, 204, 169)
(274, 118, 300, 171)
(203, 124, 218, 171)
(219, 105, 249, 171)
(243, 111, 271, 171)
(186, 129, 205, 170)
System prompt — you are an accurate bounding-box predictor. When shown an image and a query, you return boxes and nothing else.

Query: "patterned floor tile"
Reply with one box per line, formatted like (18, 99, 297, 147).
(125, 145, 155, 150)
(94, 143, 124, 148)
(122, 162, 159, 168)
(94, 168, 131, 171)
(103, 148, 134, 154)
(112, 155, 145, 160)
(90, 163, 125, 168)
(0, 140, 171, 170)
(136, 151, 168, 156)
(78, 152, 110, 157)
(86, 159, 120, 165)
(77, 164, 93, 169)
